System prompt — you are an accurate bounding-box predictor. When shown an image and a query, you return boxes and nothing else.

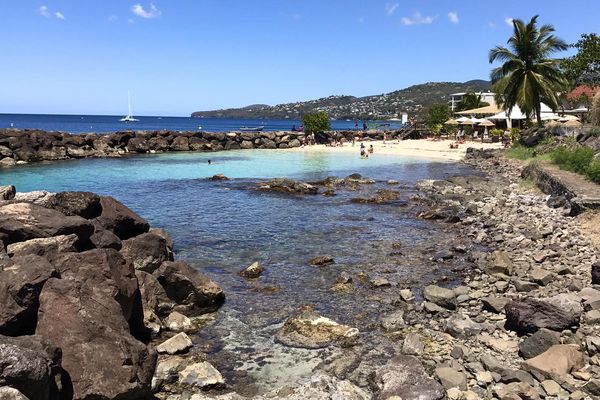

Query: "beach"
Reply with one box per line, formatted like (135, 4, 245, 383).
(287, 138, 504, 161)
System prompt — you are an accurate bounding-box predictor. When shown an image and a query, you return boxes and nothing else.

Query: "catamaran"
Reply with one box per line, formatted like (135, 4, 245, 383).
(120, 91, 139, 122)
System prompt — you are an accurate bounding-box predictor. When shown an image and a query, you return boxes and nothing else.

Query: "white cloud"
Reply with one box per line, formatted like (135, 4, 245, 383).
(385, 3, 399, 17)
(448, 12, 459, 24)
(131, 3, 162, 19)
(108, 15, 118, 22)
(54, 11, 65, 20)
(37, 5, 50, 18)
(401, 12, 434, 26)
(505, 17, 514, 27)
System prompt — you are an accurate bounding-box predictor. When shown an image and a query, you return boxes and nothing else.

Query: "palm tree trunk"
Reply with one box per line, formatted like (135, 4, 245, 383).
(536, 104, 542, 126)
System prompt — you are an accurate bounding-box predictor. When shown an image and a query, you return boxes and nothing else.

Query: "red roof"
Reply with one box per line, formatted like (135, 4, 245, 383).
(567, 85, 599, 100)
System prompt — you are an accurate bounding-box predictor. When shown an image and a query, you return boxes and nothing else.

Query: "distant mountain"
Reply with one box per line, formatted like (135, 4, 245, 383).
(191, 80, 491, 120)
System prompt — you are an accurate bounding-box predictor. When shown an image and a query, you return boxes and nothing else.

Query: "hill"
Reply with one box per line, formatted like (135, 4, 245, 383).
(191, 80, 491, 120)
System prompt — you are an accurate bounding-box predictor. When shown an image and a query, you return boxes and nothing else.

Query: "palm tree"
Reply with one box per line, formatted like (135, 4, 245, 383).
(489, 15, 568, 126)
(455, 92, 490, 112)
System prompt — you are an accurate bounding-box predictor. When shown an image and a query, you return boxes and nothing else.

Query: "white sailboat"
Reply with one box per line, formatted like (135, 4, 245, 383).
(120, 91, 139, 122)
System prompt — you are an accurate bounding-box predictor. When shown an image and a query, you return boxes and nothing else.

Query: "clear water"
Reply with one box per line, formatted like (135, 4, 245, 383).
(0, 150, 474, 395)
(0, 113, 400, 134)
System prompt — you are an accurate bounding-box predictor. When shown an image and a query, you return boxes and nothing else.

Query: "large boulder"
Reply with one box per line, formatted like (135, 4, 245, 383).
(373, 355, 446, 400)
(0, 203, 94, 247)
(0, 255, 58, 336)
(519, 328, 561, 359)
(0, 186, 15, 201)
(153, 261, 224, 315)
(423, 285, 457, 310)
(523, 344, 584, 377)
(36, 276, 156, 400)
(0, 334, 62, 400)
(258, 179, 319, 195)
(95, 196, 149, 240)
(47, 192, 102, 219)
(6, 234, 78, 259)
(120, 232, 172, 273)
(51, 249, 145, 335)
(505, 299, 580, 334)
(0, 387, 29, 400)
(89, 222, 122, 250)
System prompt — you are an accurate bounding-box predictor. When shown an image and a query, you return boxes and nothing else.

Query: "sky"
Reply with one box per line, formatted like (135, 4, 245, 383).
(0, 1, 598, 116)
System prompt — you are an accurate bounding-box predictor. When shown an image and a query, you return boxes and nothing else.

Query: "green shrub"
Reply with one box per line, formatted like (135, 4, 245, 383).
(510, 128, 521, 141)
(302, 111, 331, 134)
(464, 125, 473, 136)
(550, 146, 595, 174)
(586, 160, 600, 183)
(490, 128, 503, 136)
(505, 145, 537, 160)
(589, 127, 600, 137)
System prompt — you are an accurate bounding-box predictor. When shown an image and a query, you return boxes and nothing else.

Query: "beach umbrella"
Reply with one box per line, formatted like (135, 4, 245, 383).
(478, 119, 495, 136)
(445, 118, 459, 125)
(460, 119, 474, 125)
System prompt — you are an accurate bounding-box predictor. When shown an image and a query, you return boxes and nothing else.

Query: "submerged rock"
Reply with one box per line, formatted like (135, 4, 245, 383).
(238, 261, 264, 279)
(276, 311, 359, 349)
(309, 255, 334, 266)
(258, 179, 318, 195)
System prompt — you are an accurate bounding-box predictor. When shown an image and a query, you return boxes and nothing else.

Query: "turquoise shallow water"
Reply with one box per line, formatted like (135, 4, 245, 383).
(0, 149, 475, 394)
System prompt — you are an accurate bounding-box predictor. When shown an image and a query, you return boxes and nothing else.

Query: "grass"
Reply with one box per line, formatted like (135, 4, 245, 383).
(549, 145, 600, 184)
(505, 144, 552, 162)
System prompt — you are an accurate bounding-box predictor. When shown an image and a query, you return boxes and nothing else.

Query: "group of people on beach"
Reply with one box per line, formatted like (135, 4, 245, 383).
(360, 143, 374, 158)
(301, 133, 316, 146)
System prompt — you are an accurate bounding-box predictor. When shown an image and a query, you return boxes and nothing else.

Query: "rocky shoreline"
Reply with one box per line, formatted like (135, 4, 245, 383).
(2, 148, 600, 399)
(0, 128, 408, 166)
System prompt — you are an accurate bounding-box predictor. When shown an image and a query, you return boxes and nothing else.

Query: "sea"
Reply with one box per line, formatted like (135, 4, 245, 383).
(0, 113, 401, 134)
(0, 114, 470, 395)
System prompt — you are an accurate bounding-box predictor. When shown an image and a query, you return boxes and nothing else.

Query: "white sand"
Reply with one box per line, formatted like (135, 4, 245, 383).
(285, 139, 504, 161)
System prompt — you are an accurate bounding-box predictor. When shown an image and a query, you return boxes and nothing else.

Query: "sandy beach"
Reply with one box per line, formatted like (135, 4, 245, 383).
(285, 139, 504, 161)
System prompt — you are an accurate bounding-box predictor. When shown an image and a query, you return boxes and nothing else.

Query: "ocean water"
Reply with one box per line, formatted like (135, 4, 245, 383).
(0, 149, 474, 394)
(0, 113, 400, 134)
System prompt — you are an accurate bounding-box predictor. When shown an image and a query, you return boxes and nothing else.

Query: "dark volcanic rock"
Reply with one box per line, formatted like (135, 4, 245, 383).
(95, 196, 150, 240)
(505, 299, 580, 334)
(47, 191, 102, 219)
(0, 255, 58, 336)
(373, 355, 446, 400)
(519, 328, 561, 359)
(350, 189, 401, 204)
(0, 185, 15, 200)
(36, 275, 156, 400)
(593, 262, 600, 285)
(153, 261, 225, 315)
(309, 255, 335, 266)
(258, 179, 319, 195)
(0, 203, 94, 247)
(0, 334, 62, 400)
(89, 222, 122, 250)
(120, 232, 172, 273)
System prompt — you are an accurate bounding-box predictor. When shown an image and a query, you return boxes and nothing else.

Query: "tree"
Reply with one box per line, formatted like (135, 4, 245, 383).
(426, 104, 451, 129)
(562, 33, 600, 86)
(302, 111, 331, 134)
(489, 15, 568, 126)
(455, 92, 490, 112)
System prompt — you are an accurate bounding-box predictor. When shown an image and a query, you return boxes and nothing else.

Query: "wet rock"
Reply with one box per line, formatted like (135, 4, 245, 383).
(151, 355, 188, 392)
(0, 202, 94, 247)
(276, 311, 359, 349)
(309, 255, 334, 266)
(120, 232, 172, 273)
(258, 179, 318, 195)
(164, 311, 194, 332)
(6, 234, 78, 259)
(47, 191, 102, 219)
(238, 261, 264, 279)
(505, 299, 580, 334)
(381, 310, 405, 332)
(373, 355, 445, 400)
(523, 344, 584, 377)
(210, 174, 229, 181)
(0, 335, 62, 400)
(0, 186, 15, 200)
(153, 261, 224, 315)
(435, 367, 467, 391)
(156, 332, 193, 355)
(423, 285, 457, 310)
(178, 361, 224, 390)
(95, 196, 150, 240)
(519, 328, 561, 359)
(350, 189, 400, 204)
(0, 255, 58, 336)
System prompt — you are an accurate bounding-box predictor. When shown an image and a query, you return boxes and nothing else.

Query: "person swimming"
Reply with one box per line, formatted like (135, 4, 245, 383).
(208, 160, 212, 165)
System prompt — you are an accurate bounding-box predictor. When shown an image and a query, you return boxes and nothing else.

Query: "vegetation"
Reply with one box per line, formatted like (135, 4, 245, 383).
(510, 127, 522, 142)
(490, 128, 503, 136)
(562, 33, 600, 86)
(426, 104, 451, 129)
(454, 92, 490, 112)
(591, 92, 600, 126)
(505, 144, 538, 160)
(550, 146, 595, 174)
(302, 111, 331, 134)
(489, 15, 568, 126)
(191, 80, 491, 120)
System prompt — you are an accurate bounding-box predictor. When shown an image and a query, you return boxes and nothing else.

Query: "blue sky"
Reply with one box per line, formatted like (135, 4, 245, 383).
(0, 1, 598, 116)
